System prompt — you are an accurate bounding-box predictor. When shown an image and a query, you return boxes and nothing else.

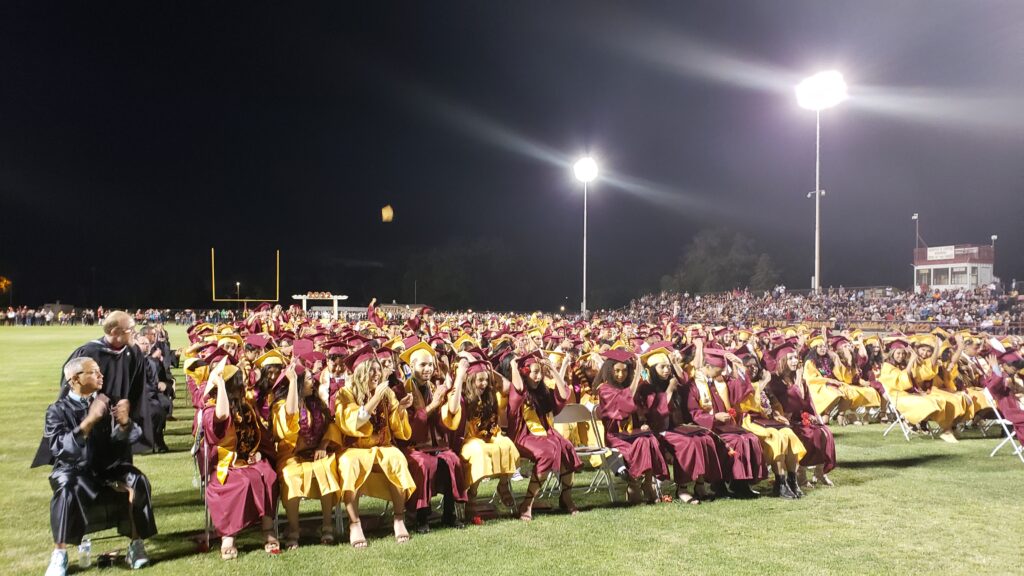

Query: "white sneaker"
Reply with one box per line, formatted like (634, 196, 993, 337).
(45, 549, 67, 576)
(511, 469, 524, 482)
(126, 539, 149, 570)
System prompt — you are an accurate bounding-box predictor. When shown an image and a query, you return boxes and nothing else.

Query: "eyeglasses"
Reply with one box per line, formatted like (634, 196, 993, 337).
(77, 369, 102, 377)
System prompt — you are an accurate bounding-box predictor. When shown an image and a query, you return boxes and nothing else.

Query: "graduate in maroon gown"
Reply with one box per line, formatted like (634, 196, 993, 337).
(318, 345, 349, 413)
(687, 348, 767, 498)
(767, 344, 838, 488)
(594, 349, 669, 505)
(507, 349, 582, 521)
(394, 341, 467, 532)
(640, 344, 723, 503)
(982, 350, 1024, 445)
(202, 359, 280, 560)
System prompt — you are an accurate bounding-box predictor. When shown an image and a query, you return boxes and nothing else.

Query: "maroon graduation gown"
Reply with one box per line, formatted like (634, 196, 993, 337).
(595, 383, 668, 480)
(767, 375, 837, 473)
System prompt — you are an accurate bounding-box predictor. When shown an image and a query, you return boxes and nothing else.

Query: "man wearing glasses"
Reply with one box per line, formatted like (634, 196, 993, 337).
(33, 311, 150, 463)
(41, 357, 157, 575)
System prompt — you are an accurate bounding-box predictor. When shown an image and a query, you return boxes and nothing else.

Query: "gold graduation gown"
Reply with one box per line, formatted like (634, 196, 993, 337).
(832, 362, 882, 410)
(334, 386, 416, 500)
(802, 360, 845, 415)
(738, 381, 807, 463)
(272, 400, 343, 501)
(912, 362, 966, 428)
(444, 395, 520, 485)
(879, 363, 941, 426)
(959, 355, 993, 413)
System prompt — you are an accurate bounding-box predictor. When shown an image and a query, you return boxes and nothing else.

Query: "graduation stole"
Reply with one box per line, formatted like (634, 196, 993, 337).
(215, 404, 261, 485)
(298, 396, 328, 448)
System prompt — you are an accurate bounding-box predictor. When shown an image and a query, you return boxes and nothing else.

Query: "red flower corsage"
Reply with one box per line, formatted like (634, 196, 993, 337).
(727, 407, 738, 423)
(801, 411, 812, 426)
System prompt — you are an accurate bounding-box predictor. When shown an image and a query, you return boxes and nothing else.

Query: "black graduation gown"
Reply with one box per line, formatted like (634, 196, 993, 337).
(139, 356, 169, 453)
(44, 395, 158, 545)
(32, 340, 150, 467)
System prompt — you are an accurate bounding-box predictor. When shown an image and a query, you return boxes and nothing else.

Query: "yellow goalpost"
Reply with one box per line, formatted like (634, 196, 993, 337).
(210, 248, 280, 303)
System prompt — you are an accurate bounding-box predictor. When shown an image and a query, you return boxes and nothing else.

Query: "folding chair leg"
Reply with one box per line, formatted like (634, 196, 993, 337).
(538, 471, 557, 499)
(991, 436, 1012, 457)
(334, 499, 346, 538)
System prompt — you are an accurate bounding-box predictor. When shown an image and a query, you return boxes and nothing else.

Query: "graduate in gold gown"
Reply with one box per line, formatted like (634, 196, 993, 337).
(271, 361, 343, 549)
(739, 351, 806, 499)
(908, 335, 966, 441)
(829, 336, 882, 423)
(445, 357, 519, 522)
(333, 344, 416, 547)
(913, 332, 966, 434)
(877, 339, 953, 442)
(956, 336, 994, 416)
(801, 334, 848, 423)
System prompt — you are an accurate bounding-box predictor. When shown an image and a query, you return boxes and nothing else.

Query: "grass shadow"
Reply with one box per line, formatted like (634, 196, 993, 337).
(841, 454, 951, 469)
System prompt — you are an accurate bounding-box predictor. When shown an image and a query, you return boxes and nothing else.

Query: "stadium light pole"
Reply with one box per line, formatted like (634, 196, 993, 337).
(574, 157, 598, 316)
(796, 70, 847, 293)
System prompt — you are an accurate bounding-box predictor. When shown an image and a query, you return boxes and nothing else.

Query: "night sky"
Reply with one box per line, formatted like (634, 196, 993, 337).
(2, 2, 1022, 311)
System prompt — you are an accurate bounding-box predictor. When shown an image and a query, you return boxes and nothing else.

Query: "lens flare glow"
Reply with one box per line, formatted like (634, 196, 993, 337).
(573, 157, 598, 183)
(796, 71, 848, 111)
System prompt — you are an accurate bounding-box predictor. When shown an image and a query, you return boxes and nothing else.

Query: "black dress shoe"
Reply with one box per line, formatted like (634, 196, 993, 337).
(711, 481, 733, 499)
(443, 515, 465, 529)
(729, 481, 760, 499)
(786, 475, 804, 498)
(777, 480, 798, 500)
(415, 509, 431, 533)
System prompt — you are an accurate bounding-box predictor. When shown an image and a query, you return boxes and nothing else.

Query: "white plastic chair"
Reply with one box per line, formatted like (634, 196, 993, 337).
(539, 403, 617, 503)
(982, 387, 1024, 463)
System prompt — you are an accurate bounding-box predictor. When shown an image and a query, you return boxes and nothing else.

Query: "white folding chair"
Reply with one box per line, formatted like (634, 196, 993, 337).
(974, 389, 1002, 438)
(882, 388, 913, 442)
(539, 403, 617, 503)
(982, 388, 1024, 463)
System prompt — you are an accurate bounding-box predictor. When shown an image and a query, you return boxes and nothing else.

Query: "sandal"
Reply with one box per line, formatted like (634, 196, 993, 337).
(320, 526, 335, 546)
(676, 492, 700, 505)
(348, 520, 367, 549)
(518, 505, 533, 522)
(626, 481, 642, 504)
(694, 482, 715, 502)
(641, 480, 658, 505)
(394, 519, 411, 544)
(263, 530, 281, 555)
(220, 546, 238, 561)
(496, 479, 516, 509)
(284, 530, 300, 551)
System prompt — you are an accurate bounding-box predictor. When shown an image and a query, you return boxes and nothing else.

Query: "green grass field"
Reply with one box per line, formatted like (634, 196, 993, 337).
(2, 325, 1022, 576)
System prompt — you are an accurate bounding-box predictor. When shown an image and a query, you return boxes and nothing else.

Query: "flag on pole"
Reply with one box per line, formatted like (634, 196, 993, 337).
(911, 213, 918, 220)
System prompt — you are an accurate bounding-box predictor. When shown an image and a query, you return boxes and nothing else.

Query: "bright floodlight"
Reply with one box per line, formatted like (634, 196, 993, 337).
(573, 157, 598, 183)
(795, 70, 848, 111)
